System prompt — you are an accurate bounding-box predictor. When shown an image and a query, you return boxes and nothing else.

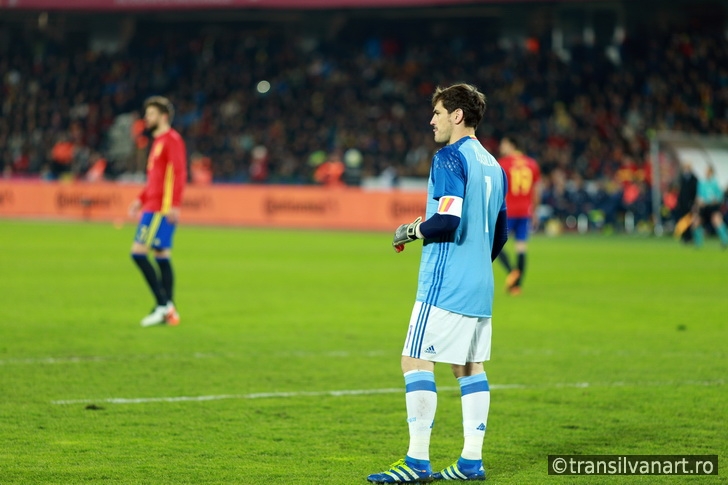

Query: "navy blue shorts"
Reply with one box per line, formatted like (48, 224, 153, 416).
(507, 217, 531, 242)
(133, 212, 176, 250)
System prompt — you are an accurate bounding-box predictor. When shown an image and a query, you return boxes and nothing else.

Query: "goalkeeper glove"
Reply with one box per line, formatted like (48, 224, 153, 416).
(392, 216, 422, 252)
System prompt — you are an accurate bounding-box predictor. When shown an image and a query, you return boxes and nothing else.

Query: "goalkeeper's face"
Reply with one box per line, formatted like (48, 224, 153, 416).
(430, 100, 454, 144)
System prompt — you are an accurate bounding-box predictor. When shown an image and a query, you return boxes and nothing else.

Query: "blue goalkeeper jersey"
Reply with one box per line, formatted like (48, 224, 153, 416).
(415, 136, 507, 318)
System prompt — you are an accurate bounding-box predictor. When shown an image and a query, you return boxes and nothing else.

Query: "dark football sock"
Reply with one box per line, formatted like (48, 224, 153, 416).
(132, 254, 167, 306)
(516, 252, 526, 286)
(498, 251, 512, 273)
(155, 257, 174, 303)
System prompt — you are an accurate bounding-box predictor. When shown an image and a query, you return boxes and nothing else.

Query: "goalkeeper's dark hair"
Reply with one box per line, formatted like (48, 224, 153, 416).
(432, 83, 487, 129)
(143, 96, 175, 123)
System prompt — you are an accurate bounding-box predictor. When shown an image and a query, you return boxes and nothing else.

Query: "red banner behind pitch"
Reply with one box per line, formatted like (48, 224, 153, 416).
(0, 180, 426, 231)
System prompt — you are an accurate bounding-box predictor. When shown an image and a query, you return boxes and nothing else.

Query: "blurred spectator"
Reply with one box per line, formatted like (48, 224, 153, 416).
(85, 152, 108, 182)
(50, 135, 75, 179)
(249, 145, 269, 183)
(564, 174, 593, 221)
(673, 162, 698, 241)
(190, 153, 213, 185)
(131, 114, 151, 174)
(692, 165, 728, 248)
(313, 151, 345, 187)
(342, 148, 363, 186)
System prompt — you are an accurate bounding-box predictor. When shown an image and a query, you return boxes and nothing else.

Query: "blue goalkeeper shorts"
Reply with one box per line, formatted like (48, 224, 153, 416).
(133, 212, 176, 250)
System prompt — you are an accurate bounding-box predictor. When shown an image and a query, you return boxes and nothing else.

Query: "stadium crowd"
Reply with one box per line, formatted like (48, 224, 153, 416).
(2, 15, 727, 228)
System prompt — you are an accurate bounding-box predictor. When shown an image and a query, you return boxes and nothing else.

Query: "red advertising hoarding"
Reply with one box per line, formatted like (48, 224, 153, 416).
(0, 180, 426, 232)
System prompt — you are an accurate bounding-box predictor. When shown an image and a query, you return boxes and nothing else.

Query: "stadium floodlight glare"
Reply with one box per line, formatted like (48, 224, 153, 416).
(256, 80, 271, 94)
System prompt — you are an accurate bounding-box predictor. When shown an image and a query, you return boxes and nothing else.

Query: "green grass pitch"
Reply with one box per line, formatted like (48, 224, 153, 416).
(1, 219, 726, 484)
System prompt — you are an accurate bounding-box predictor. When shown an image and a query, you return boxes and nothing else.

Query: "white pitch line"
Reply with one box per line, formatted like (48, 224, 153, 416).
(0, 350, 387, 366)
(7, 349, 726, 366)
(51, 387, 458, 405)
(52, 385, 535, 405)
(50, 380, 724, 406)
(0, 354, 206, 365)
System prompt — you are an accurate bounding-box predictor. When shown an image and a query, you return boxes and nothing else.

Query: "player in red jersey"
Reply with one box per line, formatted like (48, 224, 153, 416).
(497, 135, 541, 295)
(129, 96, 188, 326)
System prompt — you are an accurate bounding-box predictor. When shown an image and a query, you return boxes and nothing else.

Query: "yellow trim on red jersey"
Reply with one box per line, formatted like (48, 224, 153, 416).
(162, 163, 174, 214)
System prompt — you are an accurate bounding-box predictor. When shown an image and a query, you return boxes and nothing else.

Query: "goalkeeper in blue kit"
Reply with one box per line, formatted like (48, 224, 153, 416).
(368, 84, 508, 483)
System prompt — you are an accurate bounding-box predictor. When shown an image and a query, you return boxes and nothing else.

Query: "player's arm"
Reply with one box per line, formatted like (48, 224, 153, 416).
(392, 200, 461, 247)
(129, 184, 149, 218)
(530, 162, 542, 228)
(695, 185, 705, 208)
(167, 137, 188, 223)
(128, 198, 142, 218)
(393, 216, 423, 251)
(419, 151, 466, 238)
(491, 167, 509, 261)
(531, 180, 542, 228)
(392, 205, 461, 251)
(491, 208, 508, 261)
(171, 138, 187, 205)
(420, 198, 461, 237)
(421, 150, 466, 239)
(392, 151, 465, 251)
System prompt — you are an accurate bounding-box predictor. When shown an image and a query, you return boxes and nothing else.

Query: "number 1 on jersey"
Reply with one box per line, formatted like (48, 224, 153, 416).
(484, 175, 492, 233)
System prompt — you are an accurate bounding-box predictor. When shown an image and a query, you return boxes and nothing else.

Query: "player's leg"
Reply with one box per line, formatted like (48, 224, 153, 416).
(497, 220, 513, 273)
(509, 218, 530, 294)
(432, 316, 491, 481)
(514, 239, 527, 289)
(501, 218, 519, 290)
(153, 216, 180, 325)
(452, 361, 490, 465)
(400, 302, 441, 470)
(131, 212, 169, 326)
(497, 251, 512, 273)
(155, 248, 180, 325)
(367, 362, 435, 483)
(401, 355, 437, 465)
(368, 302, 438, 483)
(154, 249, 174, 302)
(710, 210, 728, 247)
(692, 209, 705, 247)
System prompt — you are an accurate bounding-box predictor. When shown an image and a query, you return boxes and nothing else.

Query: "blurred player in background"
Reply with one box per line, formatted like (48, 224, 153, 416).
(496, 135, 541, 295)
(129, 96, 187, 327)
(368, 84, 507, 483)
(691, 165, 728, 249)
(673, 161, 698, 243)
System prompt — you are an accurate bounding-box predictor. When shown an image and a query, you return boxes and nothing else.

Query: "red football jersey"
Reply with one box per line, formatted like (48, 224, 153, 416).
(499, 152, 541, 217)
(138, 129, 187, 213)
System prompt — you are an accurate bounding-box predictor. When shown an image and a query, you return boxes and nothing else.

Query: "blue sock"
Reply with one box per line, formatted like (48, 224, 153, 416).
(405, 456, 432, 471)
(457, 373, 490, 460)
(404, 370, 437, 462)
(458, 457, 483, 470)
